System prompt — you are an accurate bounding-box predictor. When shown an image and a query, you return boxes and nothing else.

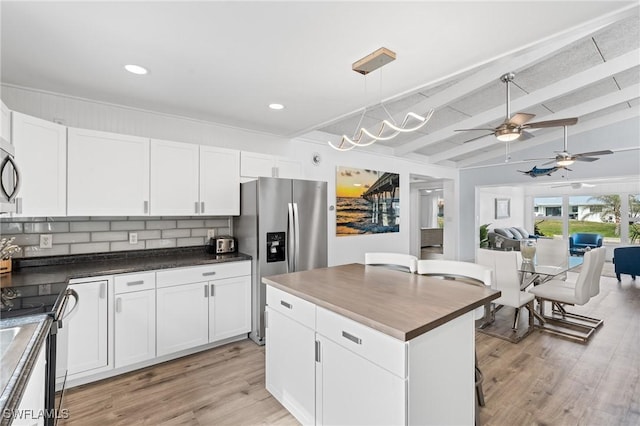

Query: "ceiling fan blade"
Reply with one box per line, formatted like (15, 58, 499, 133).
(574, 150, 613, 157)
(507, 113, 535, 126)
(541, 159, 557, 166)
(524, 117, 578, 129)
(574, 157, 599, 162)
(462, 133, 494, 143)
(454, 128, 496, 132)
(518, 130, 535, 141)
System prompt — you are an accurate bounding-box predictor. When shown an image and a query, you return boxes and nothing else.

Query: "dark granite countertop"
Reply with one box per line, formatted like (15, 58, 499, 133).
(1, 247, 251, 317)
(8, 247, 251, 286)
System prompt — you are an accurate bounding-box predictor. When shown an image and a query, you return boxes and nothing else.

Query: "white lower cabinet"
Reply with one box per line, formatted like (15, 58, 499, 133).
(65, 279, 109, 378)
(156, 261, 251, 357)
(209, 275, 251, 341)
(114, 272, 156, 368)
(265, 307, 316, 425)
(14, 342, 46, 426)
(156, 281, 209, 357)
(315, 335, 405, 426)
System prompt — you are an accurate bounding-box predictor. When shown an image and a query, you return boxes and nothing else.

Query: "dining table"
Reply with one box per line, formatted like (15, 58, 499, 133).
(519, 255, 584, 289)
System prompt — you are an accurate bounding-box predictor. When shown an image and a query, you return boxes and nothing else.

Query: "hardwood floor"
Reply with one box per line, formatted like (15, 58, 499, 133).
(59, 273, 639, 425)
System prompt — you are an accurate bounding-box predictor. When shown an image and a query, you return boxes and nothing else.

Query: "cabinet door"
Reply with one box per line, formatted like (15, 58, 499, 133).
(14, 343, 46, 426)
(316, 335, 405, 426)
(12, 112, 67, 216)
(114, 290, 156, 368)
(150, 139, 199, 215)
(209, 275, 251, 342)
(0, 101, 10, 143)
(265, 307, 316, 426)
(200, 146, 240, 215)
(276, 158, 302, 179)
(67, 281, 109, 376)
(156, 282, 209, 356)
(67, 128, 149, 216)
(240, 151, 275, 178)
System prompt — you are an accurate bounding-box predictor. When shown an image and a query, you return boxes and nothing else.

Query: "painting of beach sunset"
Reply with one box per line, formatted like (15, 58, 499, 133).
(336, 166, 400, 236)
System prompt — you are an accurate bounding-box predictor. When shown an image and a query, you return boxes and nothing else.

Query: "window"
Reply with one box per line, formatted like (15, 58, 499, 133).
(569, 194, 620, 244)
(630, 194, 640, 245)
(533, 197, 562, 237)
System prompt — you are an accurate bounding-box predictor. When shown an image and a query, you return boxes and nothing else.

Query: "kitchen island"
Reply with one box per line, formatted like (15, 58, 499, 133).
(263, 263, 500, 425)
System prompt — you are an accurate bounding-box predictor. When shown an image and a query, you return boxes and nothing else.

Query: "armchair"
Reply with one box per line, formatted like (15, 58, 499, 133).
(613, 246, 640, 280)
(569, 233, 603, 256)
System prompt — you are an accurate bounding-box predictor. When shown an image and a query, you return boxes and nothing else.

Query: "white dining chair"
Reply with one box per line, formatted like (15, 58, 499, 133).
(535, 238, 569, 280)
(416, 259, 493, 417)
(364, 252, 418, 273)
(528, 248, 604, 342)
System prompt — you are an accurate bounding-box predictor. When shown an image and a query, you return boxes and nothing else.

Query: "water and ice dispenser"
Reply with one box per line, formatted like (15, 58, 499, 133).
(266, 232, 286, 263)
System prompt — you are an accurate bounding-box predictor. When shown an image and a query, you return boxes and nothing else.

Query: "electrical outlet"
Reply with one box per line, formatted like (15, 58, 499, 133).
(40, 234, 53, 249)
(129, 233, 138, 244)
(207, 229, 216, 239)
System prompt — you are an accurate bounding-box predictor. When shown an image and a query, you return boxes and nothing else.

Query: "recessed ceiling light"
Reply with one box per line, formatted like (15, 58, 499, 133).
(269, 103, 284, 110)
(124, 64, 148, 75)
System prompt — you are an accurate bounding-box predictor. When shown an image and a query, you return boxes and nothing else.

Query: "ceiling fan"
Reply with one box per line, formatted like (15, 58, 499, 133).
(456, 72, 578, 143)
(527, 126, 613, 166)
(551, 182, 596, 189)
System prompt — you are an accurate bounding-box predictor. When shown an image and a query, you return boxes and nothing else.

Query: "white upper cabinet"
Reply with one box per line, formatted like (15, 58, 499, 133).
(150, 139, 200, 216)
(1, 101, 10, 144)
(67, 128, 150, 216)
(12, 112, 67, 216)
(240, 151, 302, 179)
(200, 146, 240, 216)
(150, 141, 239, 216)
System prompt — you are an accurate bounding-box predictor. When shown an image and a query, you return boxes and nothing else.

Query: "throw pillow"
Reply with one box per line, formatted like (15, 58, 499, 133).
(494, 228, 515, 239)
(515, 227, 531, 239)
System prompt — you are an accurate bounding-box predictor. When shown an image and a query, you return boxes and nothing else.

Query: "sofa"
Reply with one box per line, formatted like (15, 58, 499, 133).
(613, 246, 640, 281)
(569, 233, 603, 256)
(487, 227, 536, 251)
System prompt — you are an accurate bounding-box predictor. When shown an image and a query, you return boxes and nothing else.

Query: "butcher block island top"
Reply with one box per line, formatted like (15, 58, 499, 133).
(262, 263, 500, 341)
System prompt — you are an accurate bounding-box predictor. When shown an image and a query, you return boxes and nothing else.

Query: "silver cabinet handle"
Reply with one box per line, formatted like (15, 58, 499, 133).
(127, 280, 144, 286)
(202, 271, 216, 277)
(315, 340, 321, 362)
(204, 284, 209, 298)
(16, 197, 22, 214)
(280, 300, 292, 309)
(116, 297, 122, 313)
(201, 201, 205, 213)
(100, 282, 106, 299)
(195, 201, 200, 214)
(210, 284, 214, 296)
(143, 200, 149, 214)
(342, 331, 362, 345)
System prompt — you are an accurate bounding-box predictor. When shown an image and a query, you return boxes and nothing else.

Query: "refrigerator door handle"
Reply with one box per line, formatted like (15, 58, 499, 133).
(287, 202, 295, 273)
(293, 202, 300, 272)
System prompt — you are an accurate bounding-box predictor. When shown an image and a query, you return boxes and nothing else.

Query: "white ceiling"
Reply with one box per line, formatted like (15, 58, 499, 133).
(1, 1, 638, 168)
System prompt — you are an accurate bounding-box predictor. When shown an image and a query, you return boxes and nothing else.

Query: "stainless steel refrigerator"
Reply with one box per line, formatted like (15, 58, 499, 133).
(235, 177, 327, 345)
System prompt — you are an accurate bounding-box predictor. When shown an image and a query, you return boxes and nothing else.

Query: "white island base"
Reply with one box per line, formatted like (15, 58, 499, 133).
(265, 283, 477, 425)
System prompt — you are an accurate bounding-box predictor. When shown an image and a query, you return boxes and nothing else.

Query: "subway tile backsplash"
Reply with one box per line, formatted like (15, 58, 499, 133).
(0, 216, 233, 258)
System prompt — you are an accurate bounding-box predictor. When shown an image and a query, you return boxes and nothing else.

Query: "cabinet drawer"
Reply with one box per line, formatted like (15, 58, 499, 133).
(156, 261, 250, 288)
(266, 285, 315, 330)
(316, 306, 406, 378)
(114, 272, 156, 294)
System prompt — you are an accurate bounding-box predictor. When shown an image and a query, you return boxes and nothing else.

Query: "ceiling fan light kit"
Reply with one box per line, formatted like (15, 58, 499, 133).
(456, 72, 579, 144)
(328, 47, 434, 151)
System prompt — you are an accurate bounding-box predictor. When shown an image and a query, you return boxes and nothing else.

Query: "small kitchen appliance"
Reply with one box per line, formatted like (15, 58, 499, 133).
(207, 236, 237, 254)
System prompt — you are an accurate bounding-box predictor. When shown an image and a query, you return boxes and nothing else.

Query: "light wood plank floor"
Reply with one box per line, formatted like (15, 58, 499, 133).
(59, 273, 639, 425)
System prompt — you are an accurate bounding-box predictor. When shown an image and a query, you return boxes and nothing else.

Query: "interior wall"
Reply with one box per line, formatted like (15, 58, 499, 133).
(478, 186, 526, 231)
(2, 84, 459, 266)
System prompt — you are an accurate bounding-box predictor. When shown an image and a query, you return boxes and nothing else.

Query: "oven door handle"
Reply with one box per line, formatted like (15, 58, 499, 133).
(59, 288, 79, 323)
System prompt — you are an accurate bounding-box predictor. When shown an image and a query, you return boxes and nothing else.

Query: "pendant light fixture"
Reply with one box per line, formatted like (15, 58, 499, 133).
(328, 48, 434, 151)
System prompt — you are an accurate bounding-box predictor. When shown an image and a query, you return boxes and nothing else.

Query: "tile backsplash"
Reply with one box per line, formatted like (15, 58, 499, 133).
(0, 216, 233, 258)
